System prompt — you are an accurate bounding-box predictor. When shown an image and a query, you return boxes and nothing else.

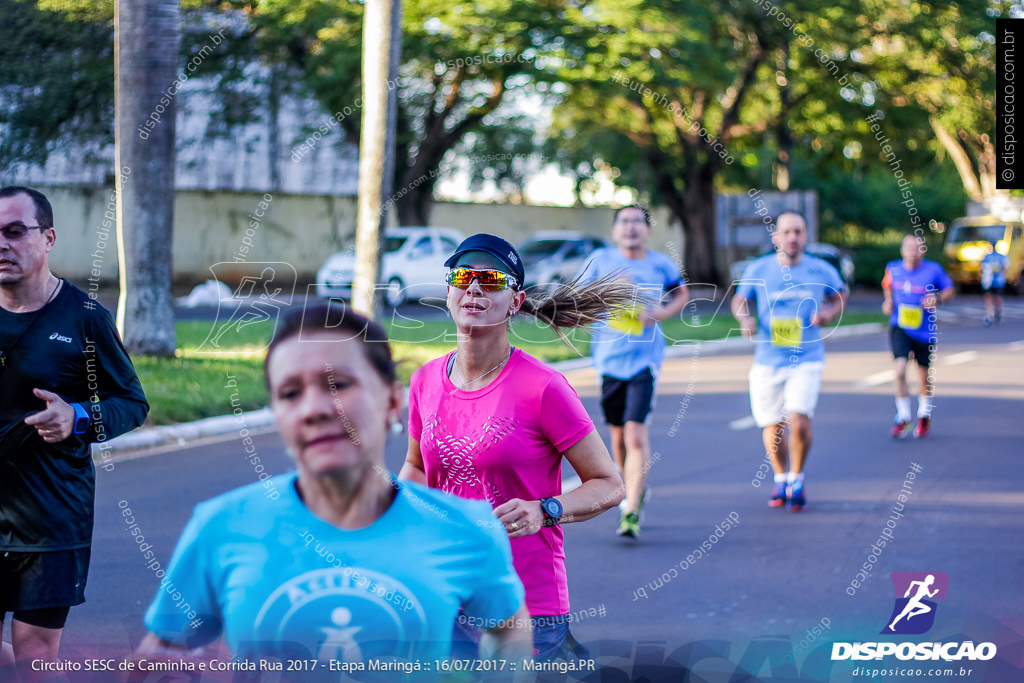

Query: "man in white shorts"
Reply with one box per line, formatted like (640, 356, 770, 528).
(730, 212, 845, 511)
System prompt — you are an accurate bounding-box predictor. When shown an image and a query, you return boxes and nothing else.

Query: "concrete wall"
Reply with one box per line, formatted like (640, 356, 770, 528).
(40, 186, 684, 285)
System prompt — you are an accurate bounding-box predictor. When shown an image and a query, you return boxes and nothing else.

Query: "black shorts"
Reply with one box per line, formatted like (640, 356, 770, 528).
(601, 368, 655, 426)
(889, 326, 934, 368)
(0, 549, 89, 624)
(983, 284, 1005, 295)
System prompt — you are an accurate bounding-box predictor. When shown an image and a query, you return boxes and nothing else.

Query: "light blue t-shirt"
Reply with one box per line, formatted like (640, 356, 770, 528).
(144, 474, 524, 668)
(982, 251, 1009, 289)
(735, 253, 845, 367)
(578, 248, 684, 380)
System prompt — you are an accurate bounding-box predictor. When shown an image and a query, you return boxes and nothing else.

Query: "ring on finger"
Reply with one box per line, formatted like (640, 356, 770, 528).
(510, 522, 518, 530)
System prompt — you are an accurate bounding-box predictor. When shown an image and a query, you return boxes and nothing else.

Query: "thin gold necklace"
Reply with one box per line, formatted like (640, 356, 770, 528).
(452, 348, 513, 389)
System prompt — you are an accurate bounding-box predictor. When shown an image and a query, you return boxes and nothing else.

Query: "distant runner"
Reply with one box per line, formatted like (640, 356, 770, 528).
(981, 241, 1008, 327)
(577, 205, 689, 538)
(731, 211, 845, 511)
(881, 234, 954, 438)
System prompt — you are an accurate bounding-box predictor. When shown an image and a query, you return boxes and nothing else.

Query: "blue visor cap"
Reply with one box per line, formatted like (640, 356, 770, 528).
(443, 233, 525, 285)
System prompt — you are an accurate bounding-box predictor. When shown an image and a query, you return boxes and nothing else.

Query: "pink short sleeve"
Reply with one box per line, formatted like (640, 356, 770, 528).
(539, 372, 595, 453)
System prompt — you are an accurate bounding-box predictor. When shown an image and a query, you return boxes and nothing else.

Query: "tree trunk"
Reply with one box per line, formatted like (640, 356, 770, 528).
(930, 116, 983, 201)
(774, 40, 791, 192)
(268, 67, 282, 192)
(681, 166, 720, 287)
(394, 171, 438, 226)
(396, 131, 449, 226)
(378, 0, 403, 231)
(114, 0, 179, 356)
(352, 0, 400, 317)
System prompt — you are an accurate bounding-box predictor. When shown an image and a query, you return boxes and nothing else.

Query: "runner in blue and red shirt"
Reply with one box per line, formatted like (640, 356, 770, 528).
(881, 234, 954, 438)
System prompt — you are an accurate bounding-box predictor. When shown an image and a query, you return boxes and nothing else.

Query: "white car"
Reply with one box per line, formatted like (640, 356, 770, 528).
(729, 242, 855, 285)
(517, 231, 609, 292)
(316, 227, 465, 307)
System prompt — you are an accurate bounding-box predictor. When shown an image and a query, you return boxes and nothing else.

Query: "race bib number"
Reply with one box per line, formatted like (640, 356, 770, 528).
(609, 305, 644, 336)
(771, 318, 802, 347)
(897, 304, 923, 330)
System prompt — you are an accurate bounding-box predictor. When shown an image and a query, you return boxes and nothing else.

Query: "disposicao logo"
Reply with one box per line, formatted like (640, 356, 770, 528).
(882, 571, 948, 635)
(832, 571, 997, 662)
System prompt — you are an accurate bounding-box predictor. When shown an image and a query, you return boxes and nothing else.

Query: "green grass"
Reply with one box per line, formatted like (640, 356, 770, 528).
(133, 355, 266, 425)
(135, 311, 886, 425)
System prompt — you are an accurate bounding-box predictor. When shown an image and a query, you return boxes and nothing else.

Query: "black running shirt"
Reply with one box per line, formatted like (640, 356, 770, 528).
(1, 280, 149, 551)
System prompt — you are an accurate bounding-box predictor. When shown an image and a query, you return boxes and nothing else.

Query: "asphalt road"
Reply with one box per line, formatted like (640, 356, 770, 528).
(47, 297, 1024, 682)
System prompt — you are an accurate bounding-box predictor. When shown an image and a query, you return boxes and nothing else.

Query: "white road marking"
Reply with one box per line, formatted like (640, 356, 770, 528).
(729, 415, 758, 431)
(857, 370, 895, 388)
(942, 351, 978, 365)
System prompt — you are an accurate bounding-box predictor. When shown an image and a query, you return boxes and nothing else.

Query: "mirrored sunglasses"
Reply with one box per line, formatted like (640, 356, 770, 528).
(446, 267, 519, 291)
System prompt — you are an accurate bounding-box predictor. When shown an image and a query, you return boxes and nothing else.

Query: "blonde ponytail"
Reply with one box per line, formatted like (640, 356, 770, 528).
(518, 271, 636, 354)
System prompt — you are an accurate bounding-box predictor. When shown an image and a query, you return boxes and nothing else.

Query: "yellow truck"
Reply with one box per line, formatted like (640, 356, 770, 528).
(944, 215, 1024, 293)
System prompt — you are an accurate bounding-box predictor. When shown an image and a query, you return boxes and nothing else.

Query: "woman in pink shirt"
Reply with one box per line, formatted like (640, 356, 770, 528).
(400, 233, 627, 661)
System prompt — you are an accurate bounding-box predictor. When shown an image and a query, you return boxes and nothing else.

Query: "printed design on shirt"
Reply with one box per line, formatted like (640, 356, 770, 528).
(894, 278, 932, 296)
(770, 284, 817, 306)
(422, 415, 519, 505)
(49, 332, 73, 343)
(253, 567, 426, 662)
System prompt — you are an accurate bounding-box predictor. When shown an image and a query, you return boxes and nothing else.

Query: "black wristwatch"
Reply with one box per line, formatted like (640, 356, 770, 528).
(71, 402, 90, 435)
(539, 497, 563, 527)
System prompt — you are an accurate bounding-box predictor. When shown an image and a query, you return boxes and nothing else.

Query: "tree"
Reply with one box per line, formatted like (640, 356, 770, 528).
(114, 0, 179, 355)
(544, 0, 994, 282)
(549, 0, 800, 283)
(0, 0, 114, 169)
(856, 0, 1005, 202)
(4, 1, 574, 225)
(231, 0, 569, 225)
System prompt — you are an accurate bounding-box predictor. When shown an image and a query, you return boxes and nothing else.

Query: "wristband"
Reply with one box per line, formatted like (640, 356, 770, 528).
(71, 402, 90, 435)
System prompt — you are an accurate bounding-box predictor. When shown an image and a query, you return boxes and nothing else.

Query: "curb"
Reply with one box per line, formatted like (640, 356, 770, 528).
(92, 322, 885, 461)
(91, 408, 275, 460)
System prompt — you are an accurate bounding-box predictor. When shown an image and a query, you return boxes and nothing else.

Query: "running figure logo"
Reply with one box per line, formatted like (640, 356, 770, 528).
(881, 571, 949, 635)
(197, 262, 297, 354)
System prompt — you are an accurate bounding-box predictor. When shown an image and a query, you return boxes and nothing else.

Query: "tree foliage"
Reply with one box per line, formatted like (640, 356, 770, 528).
(549, 0, 825, 281)
(855, 0, 1005, 200)
(223, 0, 571, 223)
(0, 0, 114, 166)
(0, 0, 997, 265)
(543, 0, 994, 281)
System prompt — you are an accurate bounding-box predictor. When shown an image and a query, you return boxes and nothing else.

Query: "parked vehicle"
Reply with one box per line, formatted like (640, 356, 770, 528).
(729, 243, 855, 285)
(316, 227, 465, 306)
(516, 232, 609, 291)
(944, 216, 1024, 293)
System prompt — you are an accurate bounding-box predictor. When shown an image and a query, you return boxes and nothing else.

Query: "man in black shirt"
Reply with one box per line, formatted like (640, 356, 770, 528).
(0, 186, 149, 676)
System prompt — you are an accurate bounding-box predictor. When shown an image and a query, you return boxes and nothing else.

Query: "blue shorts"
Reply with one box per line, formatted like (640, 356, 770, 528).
(531, 615, 590, 663)
(450, 613, 590, 663)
